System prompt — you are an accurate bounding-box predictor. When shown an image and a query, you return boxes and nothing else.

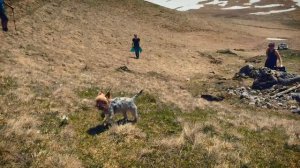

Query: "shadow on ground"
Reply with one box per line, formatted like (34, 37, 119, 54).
(87, 124, 109, 135)
(87, 119, 135, 135)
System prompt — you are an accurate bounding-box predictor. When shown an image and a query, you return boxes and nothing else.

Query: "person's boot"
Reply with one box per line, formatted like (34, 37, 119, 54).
(135, 52, 139, 59)
(2, 19, 8, 32)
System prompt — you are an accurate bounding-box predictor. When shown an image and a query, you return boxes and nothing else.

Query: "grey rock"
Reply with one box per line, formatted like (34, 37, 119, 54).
(291, 93, 300, 103)
(241, 91, 250, 99)
(291, 108, 300, 114)
(228, 90, 235, 95)
(249, 102, 256, 106)
(266, 103, 273, 108)
(278, 103, 284, 106)
(290, 105, 297, 109)
(240, 87, 246, 90)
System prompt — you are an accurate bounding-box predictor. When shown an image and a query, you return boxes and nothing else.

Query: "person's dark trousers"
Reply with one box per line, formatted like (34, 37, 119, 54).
(0, 11, 8, 31)
(134, 47, 140, 59)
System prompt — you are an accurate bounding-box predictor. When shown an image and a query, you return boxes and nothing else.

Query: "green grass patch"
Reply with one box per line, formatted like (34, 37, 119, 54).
(279, 49, 300, 73)
(76, 86, 100, 99)
(239, 127, 300, 167)
(179, 108, 218, 123)
(39, 111, 61, 135)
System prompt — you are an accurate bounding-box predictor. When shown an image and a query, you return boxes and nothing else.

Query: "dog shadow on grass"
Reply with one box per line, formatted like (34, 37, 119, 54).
(87, 124, 109, 135)
(87, 119, 135, 135)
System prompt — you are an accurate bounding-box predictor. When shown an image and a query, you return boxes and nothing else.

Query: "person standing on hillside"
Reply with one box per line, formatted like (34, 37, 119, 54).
(0, 0, 13, 32)
(265, 42, 283, 70)
(132, 34, 142, 59)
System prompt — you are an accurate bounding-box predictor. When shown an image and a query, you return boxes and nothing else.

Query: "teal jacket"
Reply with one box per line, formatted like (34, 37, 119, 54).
(0, 0, 5, 13)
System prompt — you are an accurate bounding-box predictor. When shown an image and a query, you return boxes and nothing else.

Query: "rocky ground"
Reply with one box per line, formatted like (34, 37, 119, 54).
(229, 64, 300, 113)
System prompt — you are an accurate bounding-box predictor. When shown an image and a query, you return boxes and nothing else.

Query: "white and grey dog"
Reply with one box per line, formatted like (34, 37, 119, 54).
(95, 90, 143, 125)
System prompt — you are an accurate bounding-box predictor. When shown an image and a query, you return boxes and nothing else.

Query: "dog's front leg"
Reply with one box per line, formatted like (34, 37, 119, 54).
(102, 113, 109, 126)
(108, 114, 115, 126)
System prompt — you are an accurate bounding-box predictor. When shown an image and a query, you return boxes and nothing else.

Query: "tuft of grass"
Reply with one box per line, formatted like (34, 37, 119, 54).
(179, 108, 218, 123)
(136, 94, 182, 137)
(202, 125, 218, 137)
(0, 76, 18, 95)
(39, 111, 61, 135)
(76, 86, 100, 99)
(30, 82, 52, 98)
(279, 49, 300, 73)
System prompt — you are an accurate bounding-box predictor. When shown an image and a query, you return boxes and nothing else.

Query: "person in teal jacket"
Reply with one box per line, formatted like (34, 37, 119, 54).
(132, 34, 142, 59)
(0, 0, 14, 32)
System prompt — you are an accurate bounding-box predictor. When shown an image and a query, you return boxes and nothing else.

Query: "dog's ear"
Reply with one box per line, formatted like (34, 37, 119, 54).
(105, 91, 111, 99)
(98, 91, 103, 95)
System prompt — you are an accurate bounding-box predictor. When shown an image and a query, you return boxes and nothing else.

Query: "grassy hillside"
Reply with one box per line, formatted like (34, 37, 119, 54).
(1, 0, 300, 167)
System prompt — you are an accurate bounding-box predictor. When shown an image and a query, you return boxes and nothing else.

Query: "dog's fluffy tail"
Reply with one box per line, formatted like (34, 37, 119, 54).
(132, 90, 143, 100)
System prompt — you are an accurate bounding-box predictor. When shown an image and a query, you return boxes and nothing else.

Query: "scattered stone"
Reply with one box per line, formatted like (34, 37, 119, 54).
(241, 91, 250, 99)
(291, 93, 300, 103)
(278, 103, 283, 106)
(291, 108, 300, 114)
(228, 90, 235, 95)
(266, 103, 273, 109)
(250, 90, 257, 95)
(286, 95, 292, 100)
(116, 66, 131, 72)
(249, 102, 255, 106)
(60, 115, 69, 127)
(290, 105, 297, 109)
(249, 96, 256, 102)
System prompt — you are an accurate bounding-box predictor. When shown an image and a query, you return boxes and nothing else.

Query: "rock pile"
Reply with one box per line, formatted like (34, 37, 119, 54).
(235, 64, 300, 90)
(227, 86, 298, 110)
(230, 64, 300, 113)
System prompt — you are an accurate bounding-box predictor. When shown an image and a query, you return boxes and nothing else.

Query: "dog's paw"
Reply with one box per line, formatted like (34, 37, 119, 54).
(103, 122, 112, 128)
(122, 119, 129, 125)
